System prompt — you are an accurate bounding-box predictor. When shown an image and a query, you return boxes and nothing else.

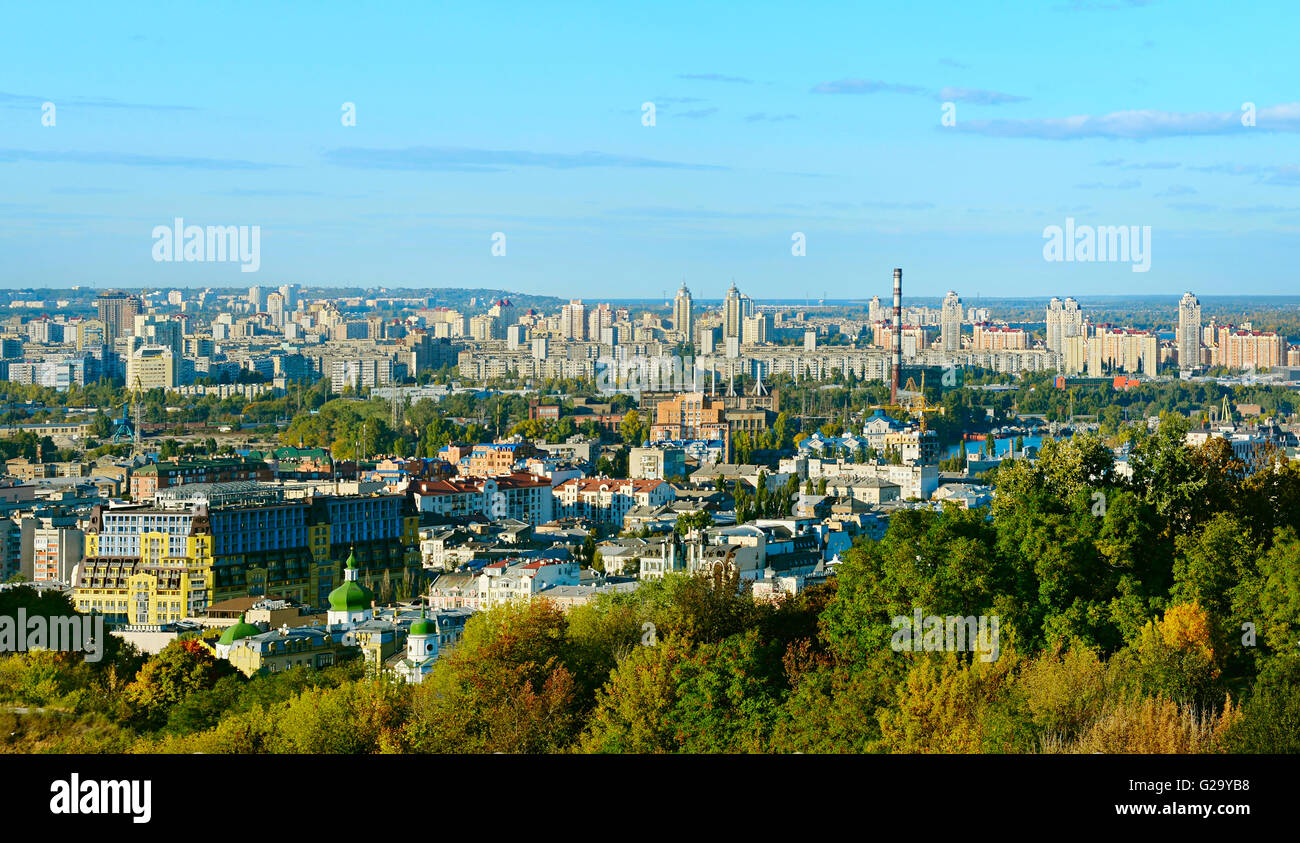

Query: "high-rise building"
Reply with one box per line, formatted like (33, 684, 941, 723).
(674, 284, 694, 339)
(1088, 326, 1158, 375)
(278, 283, 299, 312)
(95, 290, 141, 344)
(488, 298, 516, 331)
(24, 513, 84, 584)
(1216, 328, 1283, 370)
(248, 286, 265, 312)
(972, 323, 1027, 351)
(1046, 297, 1063, 352)
(267, 291, 285, 327)
(133, 313, 183, 358)
(126, 345, 177, 390)
(587, 303, 613, 341)
(742, 313, 768, 346)
(560, 299, 587, 341)
(330, 358, 395, 392)
(468, 314, 497, 341)
(76, 319, 106, 351)
(868, 296, 883, 324)
(1060, 333, 1089, 376)
(1177, 291, 1202, 370)
(1046, 297, 1084, 353)
(941, 291, 963, 352)
(723, 283, 750, 339)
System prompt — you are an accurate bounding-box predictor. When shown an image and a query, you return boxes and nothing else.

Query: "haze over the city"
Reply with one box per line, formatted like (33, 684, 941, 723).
(3, 0, 1299, 297)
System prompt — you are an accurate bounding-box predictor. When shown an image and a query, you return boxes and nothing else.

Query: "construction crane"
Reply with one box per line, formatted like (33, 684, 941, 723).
(1209, 394, 1233, 426)
(870, 372, 943, 432)
(901, 373, 943, 432)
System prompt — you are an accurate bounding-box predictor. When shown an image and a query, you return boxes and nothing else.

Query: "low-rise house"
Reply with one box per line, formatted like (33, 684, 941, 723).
(411, 472, 554, 525)
(821, 475, 902, 505)
(219, 624, 343, 676)
(690, 463, 784, 491)
(932, 482, 994, 509)
(638, 535, 687, 580)
(427, 570, 482, 610)
(553, 477, 675, 524)
(540, 578, 641, 609)
(476, 557, 581, 609)
(595, 538, 650, 576)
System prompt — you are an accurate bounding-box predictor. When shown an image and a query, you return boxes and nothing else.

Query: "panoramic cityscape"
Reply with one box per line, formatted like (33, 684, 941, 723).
(0, 280, 1296, 752)
(2, 0, 1296, 827)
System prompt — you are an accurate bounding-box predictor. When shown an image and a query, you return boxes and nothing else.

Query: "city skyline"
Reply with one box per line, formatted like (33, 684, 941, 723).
(4, 1, 1300, 296)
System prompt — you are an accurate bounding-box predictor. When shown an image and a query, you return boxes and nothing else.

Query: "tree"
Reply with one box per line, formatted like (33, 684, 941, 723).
(91, 412, 113, 438)
(272, 679, 409, 753)
(619, 410, 645, 447)
(402, 600, 585, 753)
(771, 412, 794, 451)
(1109, 607, 1221, 707)
(579, 635, 692, 753)
(580, 630, 784, 753)
(876, 656, 989, 753)
(674, 510, 713, 537)
(124, 639, 237, 730)
(733, 431, 753, 465)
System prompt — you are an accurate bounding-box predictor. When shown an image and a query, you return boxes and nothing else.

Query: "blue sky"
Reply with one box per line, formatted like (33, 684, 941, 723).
(2, 0, 1298, 300)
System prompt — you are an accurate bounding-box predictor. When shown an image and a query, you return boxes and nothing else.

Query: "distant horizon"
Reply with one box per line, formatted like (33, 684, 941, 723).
(5, 286, 1300, 307)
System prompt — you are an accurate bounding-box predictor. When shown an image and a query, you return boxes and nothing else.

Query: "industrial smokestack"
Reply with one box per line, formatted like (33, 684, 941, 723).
(891, 268, 902, 405)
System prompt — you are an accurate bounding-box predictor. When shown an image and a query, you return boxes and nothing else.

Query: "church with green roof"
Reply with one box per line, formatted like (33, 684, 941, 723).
(327, 550, 374, 625)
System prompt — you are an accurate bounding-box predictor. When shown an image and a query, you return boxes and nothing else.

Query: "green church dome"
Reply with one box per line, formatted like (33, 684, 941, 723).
(328, 579, 372, 612)
(409, 608, 436, 637)
(218, 614, 260, 646)
(328, 551, 372, 612)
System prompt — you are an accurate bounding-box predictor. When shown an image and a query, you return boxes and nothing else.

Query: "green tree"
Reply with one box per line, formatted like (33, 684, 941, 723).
(402, 600, 584, 753)
(124, 639, 237, 730)
(619, 410, 645, 446)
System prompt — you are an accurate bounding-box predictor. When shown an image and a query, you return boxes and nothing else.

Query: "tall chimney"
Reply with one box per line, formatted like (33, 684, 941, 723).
(891, 268, 902, 405)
